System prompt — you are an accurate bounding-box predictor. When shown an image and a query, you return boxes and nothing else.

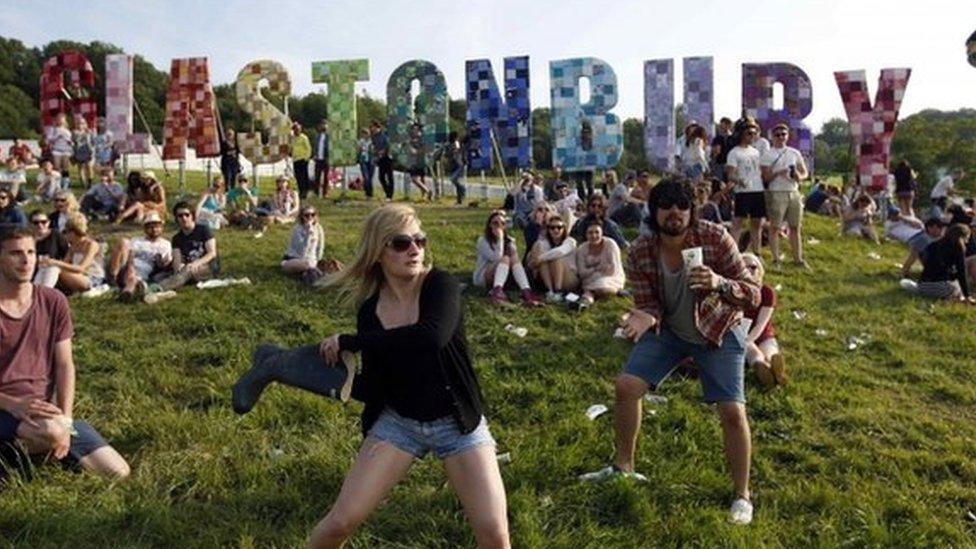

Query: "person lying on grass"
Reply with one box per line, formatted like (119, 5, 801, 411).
(0, 228, 129, 479)
(582, 176, 760, 526)
(107, 211, 172, 302)
(473, 209, 543, 307)
(901, 223, 975, 304)
(739, 253, 787, 387)
(573, 221, 625, 310)
(154, 201, 219, 291)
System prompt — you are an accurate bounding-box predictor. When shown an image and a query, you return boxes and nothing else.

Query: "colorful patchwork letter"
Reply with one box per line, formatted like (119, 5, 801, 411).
(310, 59, 369, 165)
(386, 60, 449, 168)
(643, 59, 675, 172)
(105, 54, 150, 154)
(236, 60, 294, 164)
(465, 56, 531, 170)
(742, 63, 814, 172)
(39, 50, 98, 129)
(643, 57, 714, 174)
(162, 58, 220, 160)
(834, 69, 911, 190)
(549, 58, 622, 170)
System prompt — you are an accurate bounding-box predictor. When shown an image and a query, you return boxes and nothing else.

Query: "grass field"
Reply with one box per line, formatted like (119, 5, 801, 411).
(1, 170, 975, 548)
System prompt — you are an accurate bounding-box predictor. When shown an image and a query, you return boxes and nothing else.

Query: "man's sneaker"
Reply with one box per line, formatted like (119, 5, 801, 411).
(521, 289, 544, 308)
(730, 497, 753, 525)
(132, 280, 148, 301)
(578, 464, 647, 482)
(488, 286, 510, 305)
(770, 353, 788, 386)
(899, 278, 918, 293)
(545, 291, 563, 303)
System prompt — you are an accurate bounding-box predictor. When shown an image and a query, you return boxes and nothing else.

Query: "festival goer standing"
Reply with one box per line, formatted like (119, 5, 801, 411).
(371, 121, 395, 201)
(581, 177, 759, 525)
(725, 117, 766, 254)
(0, 228, 130, 479)
(760, 123, 809, 267)
(930, 169, 965, 212)
(444, 131, 466, 205)
(93, 117, 115, 171)
(292, 123, 313, 200)
(314, 121, 330, 197)
(356, 129, 373, 199)
(681, 123, 709, 182)
(71, 119, 95, 188)
(407, 123, 432, 200)
(710, 117, 734, 180)
(47, 114, 74, 187)
(892, 160, 918, 218)
(220, 128, 241, 190)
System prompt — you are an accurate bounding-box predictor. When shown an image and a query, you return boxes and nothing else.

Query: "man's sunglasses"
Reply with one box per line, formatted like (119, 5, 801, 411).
(32, 219, 50, 225)
(387, 232, 427, 252)
(659, 198, 692, 210)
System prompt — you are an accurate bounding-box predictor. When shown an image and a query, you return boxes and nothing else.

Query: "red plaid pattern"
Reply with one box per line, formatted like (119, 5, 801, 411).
(626, 220, 760, 346)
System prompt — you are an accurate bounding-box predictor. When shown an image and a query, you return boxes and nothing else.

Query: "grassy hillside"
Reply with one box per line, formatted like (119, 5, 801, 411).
(1, 171, 974, 548)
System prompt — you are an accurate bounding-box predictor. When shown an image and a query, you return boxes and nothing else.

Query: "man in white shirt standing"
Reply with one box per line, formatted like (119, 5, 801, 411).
(930, 169, 965, 210)
(761, 124, 809, 267)
(725, 117, 766, 254)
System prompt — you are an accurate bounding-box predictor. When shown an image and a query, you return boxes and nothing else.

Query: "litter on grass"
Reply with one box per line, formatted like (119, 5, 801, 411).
(565, 292, 580, 303)
(81, 283, 111, 298)
(253, 232, 264, 239)
(792, 310, 807, 320)
(586, 404, 609, 420)
(496, 452, 512, 464)
(966, 510, 976, 522)
(815, 329, 829, 337)
(504, 324, 528, 338)
(846, 333, 871, 351)
(144, 290, 177, 304)
(197, 277, 252, 290)
(644, 394, 669, 405)
(613, 327, 627, 340)
(806, 237, 821, 245)
(867, 251, 882, 260)
(773, 283, 783, 292)
(270, 448, 284, 461)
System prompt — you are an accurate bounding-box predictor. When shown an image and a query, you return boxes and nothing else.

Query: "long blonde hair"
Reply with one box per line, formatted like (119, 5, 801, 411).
(324, 204, 423, 308)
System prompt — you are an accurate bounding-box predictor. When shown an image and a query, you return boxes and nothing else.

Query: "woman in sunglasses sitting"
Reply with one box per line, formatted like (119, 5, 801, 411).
(527, 215, 578, 302)
(281, 206, 327, 284)
(473, 210, 543, 307)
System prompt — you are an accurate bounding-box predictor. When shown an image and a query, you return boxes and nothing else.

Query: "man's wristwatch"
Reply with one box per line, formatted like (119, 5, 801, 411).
(717, 278, 733, 296)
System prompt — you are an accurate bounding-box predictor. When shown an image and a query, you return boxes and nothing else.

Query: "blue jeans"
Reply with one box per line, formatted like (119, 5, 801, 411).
(359, 160, 373, 197)
(368, 408, 495, 459)
(624, 325, 747, 403)
(450, 166, 465, 204)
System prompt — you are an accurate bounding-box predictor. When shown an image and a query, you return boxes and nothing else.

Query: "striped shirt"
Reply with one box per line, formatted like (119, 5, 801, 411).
(626, 220, 760, 346)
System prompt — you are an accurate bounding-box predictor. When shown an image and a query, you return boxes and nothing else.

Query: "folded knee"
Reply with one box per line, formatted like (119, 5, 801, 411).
(615, 374, 646, 402)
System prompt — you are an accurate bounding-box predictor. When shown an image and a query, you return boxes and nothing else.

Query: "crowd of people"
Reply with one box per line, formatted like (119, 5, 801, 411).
(0, 110, 973, 546)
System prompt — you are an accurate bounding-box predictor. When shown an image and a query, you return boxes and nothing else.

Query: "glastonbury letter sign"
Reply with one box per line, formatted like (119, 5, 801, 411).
(38, 50, 913, 181)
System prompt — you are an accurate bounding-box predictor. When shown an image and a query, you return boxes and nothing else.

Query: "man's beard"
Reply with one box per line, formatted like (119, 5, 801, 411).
(661, 215, 688, 236)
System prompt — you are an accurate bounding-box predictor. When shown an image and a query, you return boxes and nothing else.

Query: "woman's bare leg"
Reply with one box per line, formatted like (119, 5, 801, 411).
(443, 444, 510, 549)
(308, 437, 415, 549)
(58, 271, 93, 293)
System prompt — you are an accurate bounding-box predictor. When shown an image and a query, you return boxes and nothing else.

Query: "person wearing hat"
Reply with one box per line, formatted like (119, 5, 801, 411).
(115, 170, 166, 226)
(107, 210, 172, 302)
(901, 216, 947, 277)
(725, 117, 767, 254)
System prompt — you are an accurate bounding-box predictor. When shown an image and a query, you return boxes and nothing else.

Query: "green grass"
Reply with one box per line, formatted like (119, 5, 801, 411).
(1, 170, 975, 548)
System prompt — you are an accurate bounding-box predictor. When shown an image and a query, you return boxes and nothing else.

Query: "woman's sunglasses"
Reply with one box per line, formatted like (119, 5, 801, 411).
(387, 232, 428, 252)
(548, 224, 565, 230)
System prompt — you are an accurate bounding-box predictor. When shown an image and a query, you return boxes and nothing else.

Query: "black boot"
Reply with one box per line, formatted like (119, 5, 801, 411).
(232, 343, 358, 414)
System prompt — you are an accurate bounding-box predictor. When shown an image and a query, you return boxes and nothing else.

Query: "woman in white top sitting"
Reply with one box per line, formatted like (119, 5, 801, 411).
(473, 210, 543, 307)
(527, 216, 577, 302)
(196, 175, 228, 230)
(574, 221, 625, 308)
(37, 212, 104, 292)
(269, 176, 300, 224)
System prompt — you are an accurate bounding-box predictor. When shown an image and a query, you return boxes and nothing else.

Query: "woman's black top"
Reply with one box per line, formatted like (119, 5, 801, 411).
(339, 268, 485, 436)
(920, 239, 970, 297)
(893, 165, 915, 193)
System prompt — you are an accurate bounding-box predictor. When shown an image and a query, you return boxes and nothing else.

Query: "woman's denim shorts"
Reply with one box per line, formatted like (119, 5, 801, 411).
(368, 408, 495, 459)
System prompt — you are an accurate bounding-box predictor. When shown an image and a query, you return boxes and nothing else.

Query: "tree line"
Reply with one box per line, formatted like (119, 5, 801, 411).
(0, 36, 973, 193)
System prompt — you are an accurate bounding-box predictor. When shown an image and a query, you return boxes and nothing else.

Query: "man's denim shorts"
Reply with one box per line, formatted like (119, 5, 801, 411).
(368, 408, 495, 459)
(623, 325, 747, 403)
(0, 410, 108, 462)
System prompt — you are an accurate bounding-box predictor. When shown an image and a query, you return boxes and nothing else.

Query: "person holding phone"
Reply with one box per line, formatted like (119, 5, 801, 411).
(580, 177, 761, 525)
(761, 123, 809, 267)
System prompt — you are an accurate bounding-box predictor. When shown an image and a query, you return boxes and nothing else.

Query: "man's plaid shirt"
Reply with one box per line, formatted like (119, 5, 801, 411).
(626, 220, 760, 346)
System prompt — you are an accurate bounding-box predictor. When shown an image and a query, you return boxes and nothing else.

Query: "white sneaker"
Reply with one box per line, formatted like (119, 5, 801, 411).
(545, 291, 563, 303)
(729, 497, 753, 525)
(899, 278, 918, 293)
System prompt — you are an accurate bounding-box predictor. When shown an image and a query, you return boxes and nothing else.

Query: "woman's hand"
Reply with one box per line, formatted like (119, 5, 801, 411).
(37, 256, 51, 268)
(318, 335, 341, 366)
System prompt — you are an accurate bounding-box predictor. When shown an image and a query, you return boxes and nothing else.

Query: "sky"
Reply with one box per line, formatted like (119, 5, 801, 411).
(3, 0, 976, 132)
